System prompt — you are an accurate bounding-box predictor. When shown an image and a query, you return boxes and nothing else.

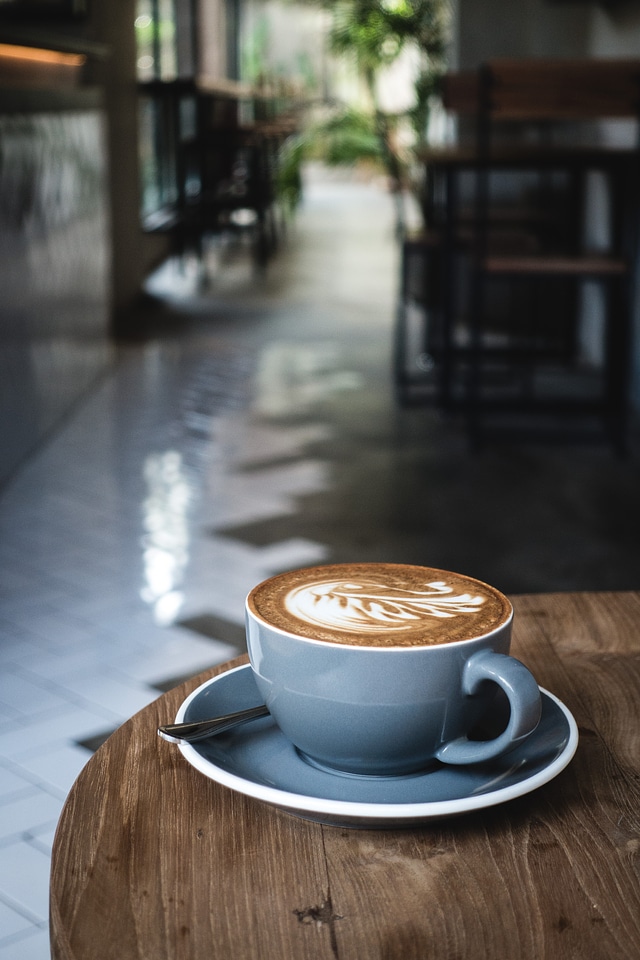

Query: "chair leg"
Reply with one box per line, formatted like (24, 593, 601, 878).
(393, 239, 413, 405)
(438, 169, 458, 411)
(394, 237, 443, 406)
(603, 276, 631, 456)
(465, 258, 487, 453)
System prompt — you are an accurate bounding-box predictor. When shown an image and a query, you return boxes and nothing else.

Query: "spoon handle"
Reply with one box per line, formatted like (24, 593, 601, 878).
(158, 704, 270, 743)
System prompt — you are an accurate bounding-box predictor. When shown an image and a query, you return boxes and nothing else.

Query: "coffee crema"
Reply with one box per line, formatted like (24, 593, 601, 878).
(247, 563, 511, 646)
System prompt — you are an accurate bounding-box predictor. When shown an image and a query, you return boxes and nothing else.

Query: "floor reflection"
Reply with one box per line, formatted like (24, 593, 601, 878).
(141, 451, 191, 625)
(254, 342, 363, 418)
(0, 109, 111, 488)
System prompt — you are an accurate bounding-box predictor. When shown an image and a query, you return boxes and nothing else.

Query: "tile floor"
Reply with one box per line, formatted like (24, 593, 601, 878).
(0, 169, 396, 958)
(1, 168, 639, 958)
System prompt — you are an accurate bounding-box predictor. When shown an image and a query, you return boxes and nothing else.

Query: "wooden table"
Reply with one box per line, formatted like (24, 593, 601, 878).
(50, 592, 640, 960)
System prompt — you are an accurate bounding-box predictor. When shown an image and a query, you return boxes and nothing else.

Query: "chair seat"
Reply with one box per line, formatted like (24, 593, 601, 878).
(402, 231, 442, 251)
(406, 227, 542, 255)
(483, 254, 628, 276)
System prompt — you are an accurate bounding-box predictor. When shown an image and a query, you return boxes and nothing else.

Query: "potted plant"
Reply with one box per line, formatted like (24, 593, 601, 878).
(277, 0, 451, 231)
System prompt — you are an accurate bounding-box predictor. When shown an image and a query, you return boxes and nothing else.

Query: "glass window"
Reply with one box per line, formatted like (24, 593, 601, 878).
(136, 0, 242, 223)
(157, 0, 178, 80)
(136, 0, 189, 221)
(135, 0, 157, 82)
(138, 95, 179, 221)
(136, 0, 195, 82)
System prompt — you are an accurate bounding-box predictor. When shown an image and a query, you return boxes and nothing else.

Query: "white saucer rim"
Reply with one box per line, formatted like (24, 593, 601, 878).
(175, 664, 579, 820)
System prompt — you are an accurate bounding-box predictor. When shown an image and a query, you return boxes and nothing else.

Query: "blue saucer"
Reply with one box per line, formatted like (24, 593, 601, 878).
(176, 664, 578, 827)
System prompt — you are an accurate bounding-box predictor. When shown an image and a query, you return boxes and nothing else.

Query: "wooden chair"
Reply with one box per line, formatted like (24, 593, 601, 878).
(394, 201, 550, 408)
(447, 58, 640, 452)
(179, 96, 280, 269)
(396, 73, 562, 409)
(141, 82, 285, 272)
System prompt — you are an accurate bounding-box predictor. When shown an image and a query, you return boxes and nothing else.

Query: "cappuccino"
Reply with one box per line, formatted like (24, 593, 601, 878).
(247, 563, 511, 647)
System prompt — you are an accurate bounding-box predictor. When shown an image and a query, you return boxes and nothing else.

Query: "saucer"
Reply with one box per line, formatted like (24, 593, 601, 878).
(175, 664, 578, 828)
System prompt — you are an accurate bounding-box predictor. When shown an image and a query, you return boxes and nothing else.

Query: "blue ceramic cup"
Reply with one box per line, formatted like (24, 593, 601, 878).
(245, 563, 542, 777)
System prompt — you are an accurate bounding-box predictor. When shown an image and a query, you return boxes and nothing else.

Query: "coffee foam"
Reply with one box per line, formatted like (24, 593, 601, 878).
(248, 563, 511, 646)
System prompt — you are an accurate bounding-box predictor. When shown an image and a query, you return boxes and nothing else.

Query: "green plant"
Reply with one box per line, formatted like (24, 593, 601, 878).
(275, 107, 383, 215)
(310, 108, 383, 165)
(276, 134, 307, 213)
(280, 0, 451, 228)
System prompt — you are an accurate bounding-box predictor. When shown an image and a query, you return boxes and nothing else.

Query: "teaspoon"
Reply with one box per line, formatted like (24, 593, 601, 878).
(158, 704, 270, 743)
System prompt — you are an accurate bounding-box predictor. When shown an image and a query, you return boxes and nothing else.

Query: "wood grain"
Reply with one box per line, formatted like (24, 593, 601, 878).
(50, 595, 640, 960)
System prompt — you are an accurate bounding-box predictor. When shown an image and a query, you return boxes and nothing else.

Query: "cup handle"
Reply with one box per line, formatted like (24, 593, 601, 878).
(435, 650, 542, 765)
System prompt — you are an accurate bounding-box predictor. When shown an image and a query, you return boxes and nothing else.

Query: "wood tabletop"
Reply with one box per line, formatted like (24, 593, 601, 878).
(49, 592, 640, 960)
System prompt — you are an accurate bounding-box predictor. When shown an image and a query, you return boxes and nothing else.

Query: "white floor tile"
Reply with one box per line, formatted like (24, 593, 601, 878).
(0, 609, 96, 650)
(0, 670, 79, 720)
(0, 840, 51, 923)
(0, 701, 21, 725)
(0, 626, 50, 667)
(13, 646, 121, 682)
(25, 823, 57, 857)
(0, 764, 38, 801)
(52, 672, 158, 718)
(0, 841, 51, 926)
(16, 743, 91, 797)
(111, 635, 236, 685)
(0, 789, 63, 843)
(0, 708, 119, 761)
(0, 897, 36, 940)
(256, 538, 331, 572)
(0, 925, 50, 960)
(0, 566, 37, 597)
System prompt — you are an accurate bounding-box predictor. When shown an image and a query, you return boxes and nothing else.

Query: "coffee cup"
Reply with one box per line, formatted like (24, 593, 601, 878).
(245, 562, 542, 777)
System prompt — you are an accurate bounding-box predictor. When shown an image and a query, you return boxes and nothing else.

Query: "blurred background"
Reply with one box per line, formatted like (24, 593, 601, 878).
(1, 1, 640, 956)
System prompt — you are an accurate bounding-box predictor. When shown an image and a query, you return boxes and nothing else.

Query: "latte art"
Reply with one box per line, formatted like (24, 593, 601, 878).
(285, 579, 486, 633)
(247, 563, 512, 647)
